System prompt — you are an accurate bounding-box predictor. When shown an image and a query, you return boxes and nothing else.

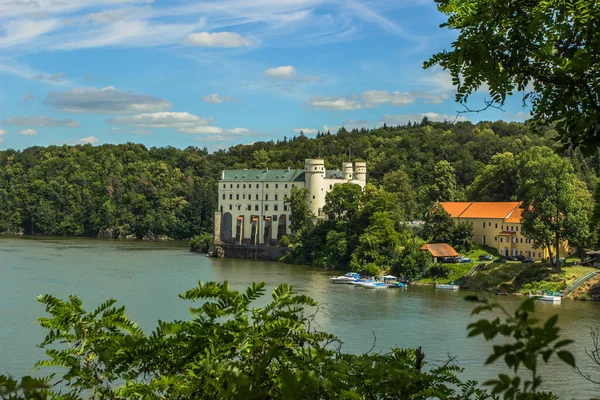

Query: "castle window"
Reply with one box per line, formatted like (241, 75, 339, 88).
(256, 184, 259, 189)
(516, 226, 519, 232)
(500, 237, 503, 243)
(520, 238, 523, 243)
(243, 184, 246, 189)
(285, 184, 288, 189)
(255, 205, 258, 211)
(284, 205, 288, 211)
(482, 222, 485, 228)
(275, 194, 278, 201)
(243, 194, 246, 199)
(222, 194, 225, 200)
(273, 215, 278, 221)
(265, 194, 269, 201)
(495, 223, 498, 229)
(229, 205, 232, 210)
(265, 205, 269, 211)
(256, 194, 259, 200)
(236, 194, 239, 200)
(247, 204, 251, 211)
(510, 226, 514, 231)
(275, 184, 278, 189)
(237, 184, 239, 188)
(266, 184, 269, 189)
(220, 206, 223, 212)
(274, 205, 278, 211)
(237, 205, 241, 211)
(488, 222, 491, 227)
(223, 184, 225, 189)
(330, 185, 332, 189)
(312, 195, 315, 199)
(495, 236, 497, 241)
(230, 184, 233, 188)
(229, 194, 232, 200)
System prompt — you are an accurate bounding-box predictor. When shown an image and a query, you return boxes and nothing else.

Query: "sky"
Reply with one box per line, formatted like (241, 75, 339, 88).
(0, 0, 532, 151)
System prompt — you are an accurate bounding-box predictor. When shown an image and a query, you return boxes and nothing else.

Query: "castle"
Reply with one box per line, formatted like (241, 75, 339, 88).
(213, 159, 366, 245)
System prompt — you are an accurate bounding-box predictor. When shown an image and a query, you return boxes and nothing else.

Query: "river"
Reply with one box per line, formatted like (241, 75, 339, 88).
(0, 237, 598, 398)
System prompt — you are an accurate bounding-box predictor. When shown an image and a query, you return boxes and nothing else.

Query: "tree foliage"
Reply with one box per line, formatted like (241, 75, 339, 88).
(0, 283, 580, 400)
(517, 147, 593, 270)
(426, 0, 600, 154)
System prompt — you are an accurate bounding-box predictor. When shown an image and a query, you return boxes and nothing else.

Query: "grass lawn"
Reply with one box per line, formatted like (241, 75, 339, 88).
(464, 261, 596, 294)
(418, 245, 494, 285)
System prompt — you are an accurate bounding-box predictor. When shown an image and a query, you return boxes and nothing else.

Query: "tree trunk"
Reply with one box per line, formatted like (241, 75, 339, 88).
(547, 240, 555, 271)
(555, 233, 561, 273)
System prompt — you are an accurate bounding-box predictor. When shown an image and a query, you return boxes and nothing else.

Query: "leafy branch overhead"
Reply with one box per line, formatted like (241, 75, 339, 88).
(426, 0, 600, 154)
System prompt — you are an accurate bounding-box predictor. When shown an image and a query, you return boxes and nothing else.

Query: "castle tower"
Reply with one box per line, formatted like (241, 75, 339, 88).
(354, 162, 366, 186)
(304, 159, 325, 216)
(342, 162, 353, 180)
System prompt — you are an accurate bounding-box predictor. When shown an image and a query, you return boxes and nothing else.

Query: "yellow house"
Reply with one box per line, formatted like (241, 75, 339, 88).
(438, 202, 570, 260)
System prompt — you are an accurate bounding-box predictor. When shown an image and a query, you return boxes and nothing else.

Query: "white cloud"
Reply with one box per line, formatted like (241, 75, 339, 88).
(19, 128, 38, 136)
(265, 65, 296, 80)
(227, 127, 250, 134)
(360, 90, 415, 108)
(511, 111, 531, 121)
(45, 86, 172, 114)
(183, 31, 254, 47)
(293, 128, 318, 135)
(0, 19, 61, 48)
(87, 9, 134, 24)
(179, 126, 224, 134)
(4, 116, 80, 127)
(309, 95, 361, 110)
(0, 129, 7, 141)
(310, 90, 448, 110)
(108, 111, 213, 128)
(378, 113, 468, 126)
(202, 93, 238, 104)
(77, 136, 99, 144)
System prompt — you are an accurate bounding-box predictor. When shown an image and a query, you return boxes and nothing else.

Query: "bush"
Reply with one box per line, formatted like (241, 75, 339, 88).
(190, 232, 212, 253)
(278, 235, 291, 247)
(425, 264, 450, 279)
(357, 262, 381, 277)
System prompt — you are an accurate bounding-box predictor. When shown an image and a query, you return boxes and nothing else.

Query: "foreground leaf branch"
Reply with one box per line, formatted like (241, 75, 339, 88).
(0, 282, 586, 399)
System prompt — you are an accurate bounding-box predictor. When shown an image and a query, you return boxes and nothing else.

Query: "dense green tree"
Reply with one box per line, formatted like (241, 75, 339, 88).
(466, 152, 518, 201)
(426, 0, 600, 153)
(391, 240, 431, 280)
(451, 221, 474, 253)
(422, 204, 455, 244)
(518, 147, 593, 270)
(430, 160, 459, 203)
(382, 169, 417, 219)
(284, 186, 314, 241)
(322, 183, 363, 224)
(351, 211, 401, 270)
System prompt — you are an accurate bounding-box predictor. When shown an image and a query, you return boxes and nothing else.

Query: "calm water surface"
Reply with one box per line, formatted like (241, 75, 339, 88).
(1, 237, 599, 398)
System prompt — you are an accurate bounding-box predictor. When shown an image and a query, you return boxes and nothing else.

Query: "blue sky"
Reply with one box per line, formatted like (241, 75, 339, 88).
(0, 0, 531, 151)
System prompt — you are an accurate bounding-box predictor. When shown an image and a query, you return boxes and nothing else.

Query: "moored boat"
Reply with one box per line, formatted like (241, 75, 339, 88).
(435, 282, 460, 290)
(362, 281, 388, 289)
(382, 275, 406, 288)
(330, 272, 361, 284)
(528, 291, 562, 302)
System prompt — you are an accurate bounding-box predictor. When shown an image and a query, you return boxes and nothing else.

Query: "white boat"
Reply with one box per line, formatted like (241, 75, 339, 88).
(330, 272, 361, 284)
(435, 282, 460, 290)
(383, 275, 406, 288)
(362, 281, 388, 289)
(528, 292, 562, 302)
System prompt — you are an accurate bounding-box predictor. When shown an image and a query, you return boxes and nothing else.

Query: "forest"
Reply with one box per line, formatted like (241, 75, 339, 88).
(1, 118, 599, 243)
